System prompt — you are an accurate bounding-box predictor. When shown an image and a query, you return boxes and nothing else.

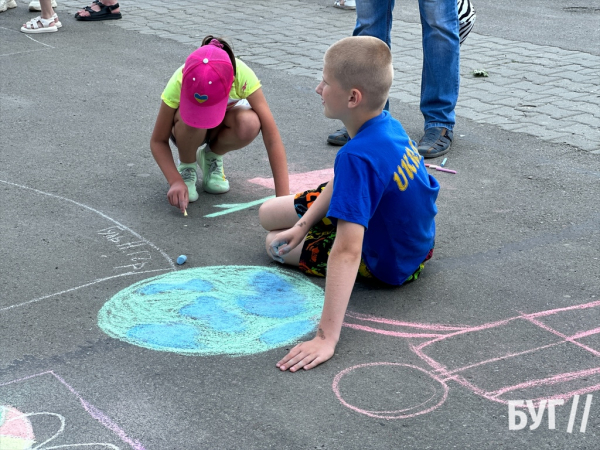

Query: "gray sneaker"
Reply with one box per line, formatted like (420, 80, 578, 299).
(327, 127, 350, 146)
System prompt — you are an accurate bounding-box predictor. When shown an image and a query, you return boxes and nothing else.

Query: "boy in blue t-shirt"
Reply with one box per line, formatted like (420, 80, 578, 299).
(259, 36, 440, 372)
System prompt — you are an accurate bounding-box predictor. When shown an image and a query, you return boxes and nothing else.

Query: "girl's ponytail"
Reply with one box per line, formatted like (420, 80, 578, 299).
(202, 35, 237, 76)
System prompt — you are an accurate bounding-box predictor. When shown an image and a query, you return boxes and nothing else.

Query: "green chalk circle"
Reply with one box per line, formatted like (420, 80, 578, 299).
(98, 265, 324, 356)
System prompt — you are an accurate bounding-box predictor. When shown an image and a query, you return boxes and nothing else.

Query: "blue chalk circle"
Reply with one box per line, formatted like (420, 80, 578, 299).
(98, 266, 324, 356)
(176, 255, 187, 265)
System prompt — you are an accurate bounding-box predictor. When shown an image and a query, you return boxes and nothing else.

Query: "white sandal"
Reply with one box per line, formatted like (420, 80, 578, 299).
(53, 13, 62, 28)
(333, 0, 356, 10)
(20, 15, 58, 33)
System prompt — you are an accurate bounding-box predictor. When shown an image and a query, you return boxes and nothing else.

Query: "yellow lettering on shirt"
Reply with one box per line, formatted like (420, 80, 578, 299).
(406, 145, 422, 167)
(394, 166, 408, 191)
(401, 154, 417, 180)
(393, 143, 423, 192)
(409, 140, 419, 154)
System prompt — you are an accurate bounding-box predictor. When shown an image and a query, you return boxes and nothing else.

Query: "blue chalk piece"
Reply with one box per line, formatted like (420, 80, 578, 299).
(177, 255, 187, 265)
(440, 157, 448, 167)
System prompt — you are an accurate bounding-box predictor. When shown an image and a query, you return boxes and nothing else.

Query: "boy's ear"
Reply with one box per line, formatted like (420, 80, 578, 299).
(348, 88, 363, 109)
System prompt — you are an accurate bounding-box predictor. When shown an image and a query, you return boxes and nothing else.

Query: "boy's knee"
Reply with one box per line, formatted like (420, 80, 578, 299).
(258, 200, 273, 229)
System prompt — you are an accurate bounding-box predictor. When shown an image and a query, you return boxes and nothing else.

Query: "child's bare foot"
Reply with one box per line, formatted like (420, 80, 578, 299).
(75, 0, 121, 20)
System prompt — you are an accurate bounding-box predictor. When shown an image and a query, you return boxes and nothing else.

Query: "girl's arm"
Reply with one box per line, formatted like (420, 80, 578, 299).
(150, 101, 188, 213)
(247, 88, 290, 197)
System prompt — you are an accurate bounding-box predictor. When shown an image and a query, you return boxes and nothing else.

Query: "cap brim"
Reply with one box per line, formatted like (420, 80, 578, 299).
(179, 94, 229, 129)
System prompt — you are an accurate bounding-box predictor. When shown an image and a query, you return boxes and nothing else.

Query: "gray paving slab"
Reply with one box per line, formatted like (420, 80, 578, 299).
(53, 0, 600, 152)
(1, 0, 599, 449)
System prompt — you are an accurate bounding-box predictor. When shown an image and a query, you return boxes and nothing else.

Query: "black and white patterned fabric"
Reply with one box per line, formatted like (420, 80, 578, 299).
(458, 0, 476, 45)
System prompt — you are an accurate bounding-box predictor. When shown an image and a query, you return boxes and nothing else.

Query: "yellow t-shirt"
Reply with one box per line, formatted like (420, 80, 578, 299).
(161, 58, 261, 110)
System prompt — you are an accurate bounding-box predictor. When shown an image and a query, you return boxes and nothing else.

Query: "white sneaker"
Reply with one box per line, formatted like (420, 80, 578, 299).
(29, 0, 58, 11)
(0, 0, 18, 13)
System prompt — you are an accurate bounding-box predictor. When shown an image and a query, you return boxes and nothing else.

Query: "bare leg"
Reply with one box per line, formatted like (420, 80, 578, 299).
(209, 106, 260, 156)
(40, 0, 54, 19)
(173, 105, 261, 163)
(172, 109, 208, 164)
(259, 195, 298, 231)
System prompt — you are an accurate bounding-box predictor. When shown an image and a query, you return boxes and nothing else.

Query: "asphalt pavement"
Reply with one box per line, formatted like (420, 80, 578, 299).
(1, 1, 599, 449)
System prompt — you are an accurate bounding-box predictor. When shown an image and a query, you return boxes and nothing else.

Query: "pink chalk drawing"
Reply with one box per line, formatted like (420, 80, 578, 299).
(248, 168, 334, 194)
(0, 406, 35, 450)
(333, 300, 600, 419)
(0, 371, 145, 449)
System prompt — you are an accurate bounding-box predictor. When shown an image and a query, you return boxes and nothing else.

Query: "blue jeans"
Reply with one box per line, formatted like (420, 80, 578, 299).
(354, 0, 460, 131)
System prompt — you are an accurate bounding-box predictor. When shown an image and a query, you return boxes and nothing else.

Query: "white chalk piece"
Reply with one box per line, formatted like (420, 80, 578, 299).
(176, 255, 187, 265)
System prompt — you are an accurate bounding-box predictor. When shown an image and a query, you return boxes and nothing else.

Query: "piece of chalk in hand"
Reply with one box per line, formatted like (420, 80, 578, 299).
(176, 255, 187, 265)
(184, 209, 188, 217)
(270, 243, 285, 263)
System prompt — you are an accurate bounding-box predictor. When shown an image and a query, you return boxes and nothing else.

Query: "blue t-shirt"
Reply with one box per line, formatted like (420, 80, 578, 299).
(327, 111, 440, 285)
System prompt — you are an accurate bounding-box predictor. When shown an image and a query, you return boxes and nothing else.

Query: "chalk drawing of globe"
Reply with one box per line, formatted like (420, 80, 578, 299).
(98, 266, 324, 355)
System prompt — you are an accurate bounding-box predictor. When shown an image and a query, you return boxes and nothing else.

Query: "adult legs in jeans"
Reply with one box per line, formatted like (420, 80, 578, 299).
(353, 0, 394, 48)
(354, 0, 459, 128)
(354, 0, 393, 113)
(326, 0, 394, 145)
(419, 0, 459, 131)
(417, 0, 460, 157)
(327, 0, 460, 157)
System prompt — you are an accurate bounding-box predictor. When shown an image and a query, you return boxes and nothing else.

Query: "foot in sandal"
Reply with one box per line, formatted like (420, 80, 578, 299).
(52, 13, 62, 28)
(75, 0, 121, 20)
(21, 15, 59, 33)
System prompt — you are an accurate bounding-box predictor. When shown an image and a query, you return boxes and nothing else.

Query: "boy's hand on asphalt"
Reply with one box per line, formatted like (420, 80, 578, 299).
(167, 180, 189, 213)
(276, 336, 336, 372)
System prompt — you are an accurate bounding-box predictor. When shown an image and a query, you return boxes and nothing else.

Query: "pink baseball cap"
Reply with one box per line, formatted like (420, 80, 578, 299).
(179, 42, 234, 129)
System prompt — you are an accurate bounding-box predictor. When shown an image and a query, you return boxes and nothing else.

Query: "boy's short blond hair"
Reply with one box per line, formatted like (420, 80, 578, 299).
(324, 36, 393, 111)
